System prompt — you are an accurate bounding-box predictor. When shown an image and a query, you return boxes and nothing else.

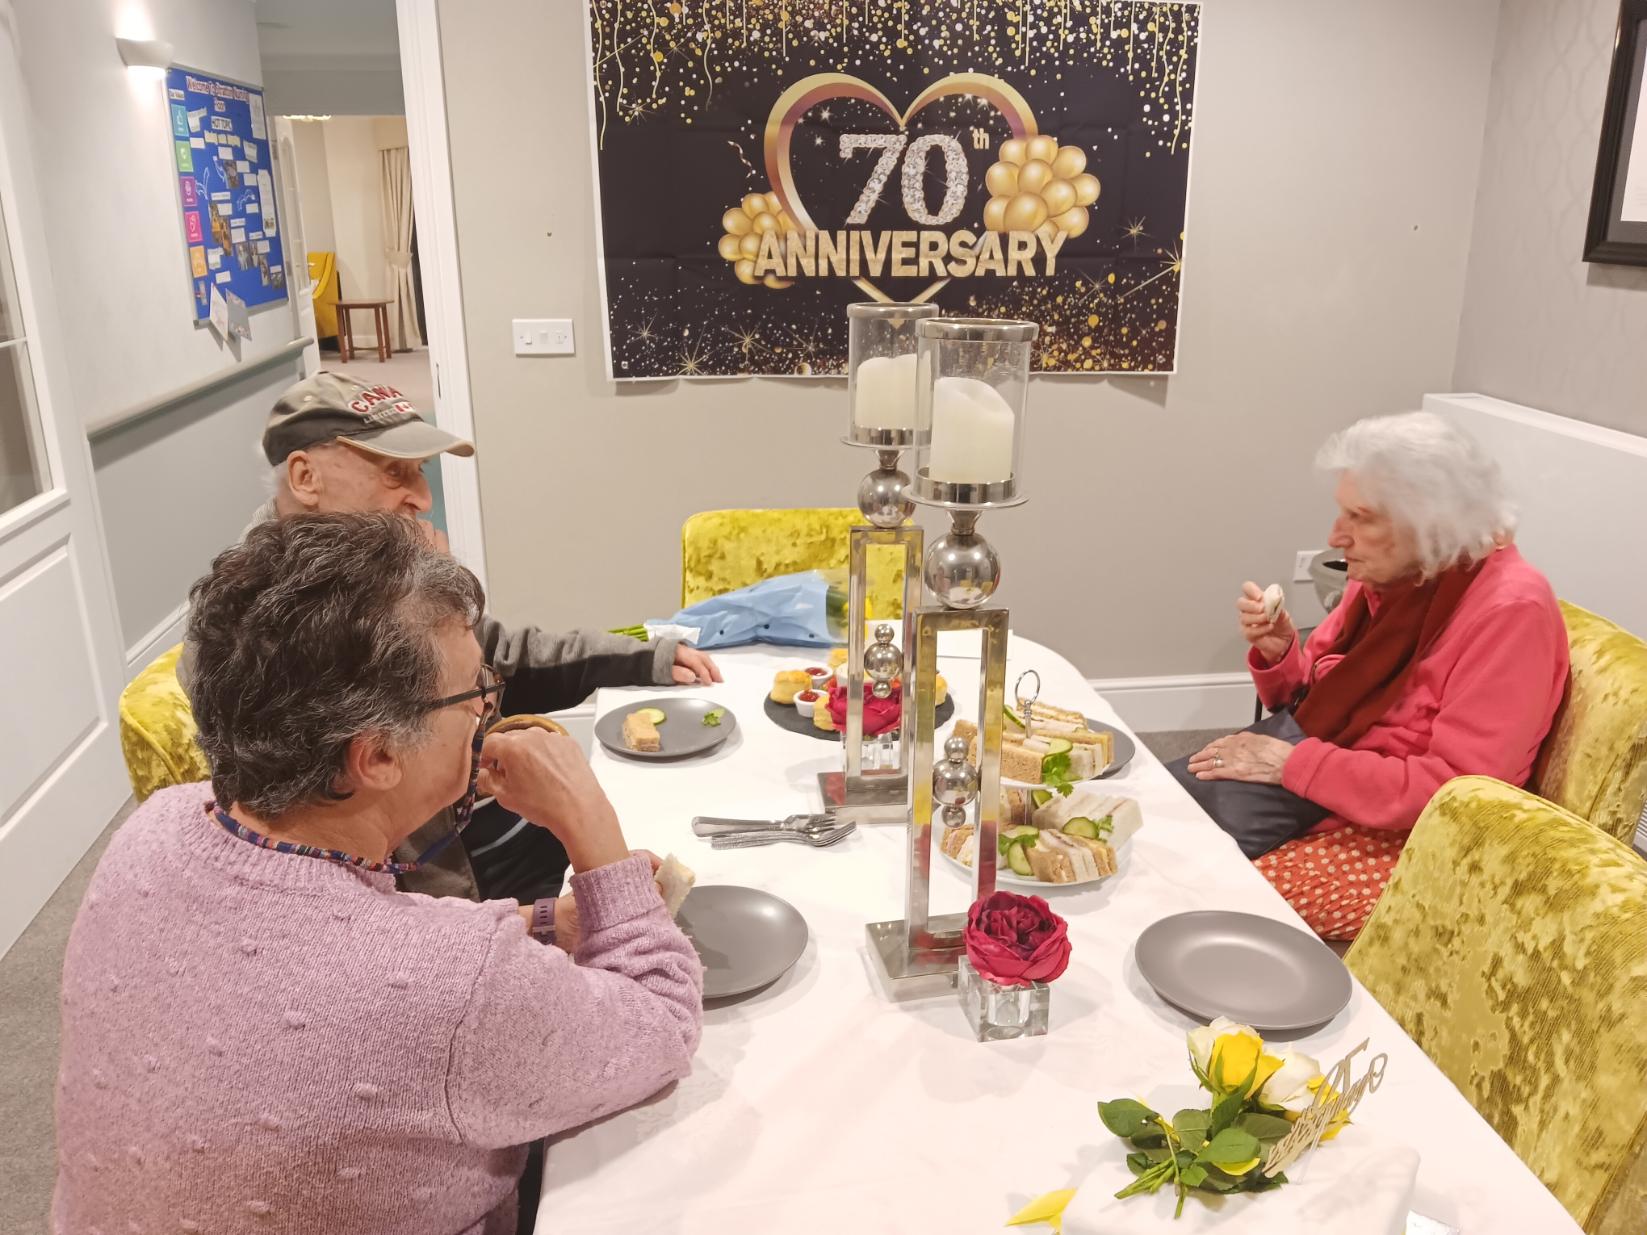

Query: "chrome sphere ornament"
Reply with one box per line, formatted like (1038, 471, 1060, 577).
(933, 735, 979, 827)
(857, 456, 915, 528)
(864, 622, 903, 699)
(923, 515, 1001, 610)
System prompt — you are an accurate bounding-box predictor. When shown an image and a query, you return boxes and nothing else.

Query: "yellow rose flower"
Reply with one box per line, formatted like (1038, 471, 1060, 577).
(1186, 1017, 1284, 1095)
(1256, 1048, 1322, 1114)
(1306, 1075, 1352, 1141)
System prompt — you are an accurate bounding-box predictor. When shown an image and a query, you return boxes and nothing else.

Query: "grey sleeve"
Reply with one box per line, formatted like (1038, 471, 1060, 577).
(477, 613, 678, 714)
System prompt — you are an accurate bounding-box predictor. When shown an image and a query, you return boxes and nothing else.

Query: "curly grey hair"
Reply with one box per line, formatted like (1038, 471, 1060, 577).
(1316, 411, 1515, 577)
(185, 512, 484, 819)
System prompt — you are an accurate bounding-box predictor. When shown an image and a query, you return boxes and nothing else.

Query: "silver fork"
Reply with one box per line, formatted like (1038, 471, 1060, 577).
(710, 822, 856, 850)
(692, 812, 836, 838)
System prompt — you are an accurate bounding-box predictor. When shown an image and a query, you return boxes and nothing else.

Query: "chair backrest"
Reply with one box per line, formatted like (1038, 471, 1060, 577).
(1346, 776, 1647, 1232)
(1532, 601, 1647, 844)
(680, 508, 908, 618)
(117, 643, 210, 802)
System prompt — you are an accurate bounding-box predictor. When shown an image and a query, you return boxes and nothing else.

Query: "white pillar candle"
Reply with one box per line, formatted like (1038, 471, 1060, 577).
(851, 352, 920, 430)
(926, 376, 1016, 483)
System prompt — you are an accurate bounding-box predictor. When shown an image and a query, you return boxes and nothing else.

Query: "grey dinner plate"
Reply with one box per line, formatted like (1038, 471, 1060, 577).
(675, 885, 809, 999)
(593, 697, 736, 761)
(1089, 719, 1136, 780)
(1134, 910, 1352, 1033)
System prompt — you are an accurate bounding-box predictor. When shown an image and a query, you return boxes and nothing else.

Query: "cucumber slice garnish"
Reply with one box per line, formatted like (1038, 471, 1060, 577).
(638, 707, 667, 725)
(1031, 789, 1053, 808)
(996, 825, 1040, 857)
(1062, 817, 1100, 839)
(1007, 844, 1034, 877)
(1044, 737, 1072, 755)
(1004, 705, 1024, 728)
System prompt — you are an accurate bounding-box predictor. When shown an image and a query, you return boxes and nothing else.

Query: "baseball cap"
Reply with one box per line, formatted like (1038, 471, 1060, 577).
(262, 370, 475, 465)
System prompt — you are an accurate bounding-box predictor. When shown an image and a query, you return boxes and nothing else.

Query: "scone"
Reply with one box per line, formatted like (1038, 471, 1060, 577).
(827, 647, 850, 669)
(813, 701, 838, 732)
(771, 669, 810, 705)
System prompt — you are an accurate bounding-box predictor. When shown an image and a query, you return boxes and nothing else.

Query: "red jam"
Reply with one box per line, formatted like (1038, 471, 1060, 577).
(796, 690, 821, 703)
(803, 667, 828, 677)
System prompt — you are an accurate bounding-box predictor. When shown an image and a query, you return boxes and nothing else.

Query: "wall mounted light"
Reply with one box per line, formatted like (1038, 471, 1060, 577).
(116, 36, 173, 74)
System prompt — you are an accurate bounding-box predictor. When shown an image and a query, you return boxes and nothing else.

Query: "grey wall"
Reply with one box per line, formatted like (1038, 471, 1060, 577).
(1453, 0, 1647, 434)
(440, 0, 1502, 680)
(261, 59, 405, 118)
(15, 0, 309, 654)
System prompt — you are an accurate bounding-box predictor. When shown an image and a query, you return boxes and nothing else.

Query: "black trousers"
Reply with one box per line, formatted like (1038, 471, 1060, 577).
(461, 799, 571, 903)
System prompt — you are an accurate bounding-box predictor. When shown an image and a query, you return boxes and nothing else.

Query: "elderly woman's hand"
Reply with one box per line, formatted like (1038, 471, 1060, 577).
(479, 730, 629, 872)
(1186, 732, 1293, 785)
(1237, 580, 1297, 666)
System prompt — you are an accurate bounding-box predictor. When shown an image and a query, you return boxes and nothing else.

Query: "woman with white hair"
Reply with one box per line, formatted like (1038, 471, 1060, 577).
(1172, 411, 1568, 941)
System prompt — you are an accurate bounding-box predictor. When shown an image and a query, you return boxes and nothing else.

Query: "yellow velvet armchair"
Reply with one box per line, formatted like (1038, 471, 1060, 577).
(1346, 777, 1647, 1233)
(1531, 601, 1647, 845)
(680, 508, 909, 619)
(118, 644, 210, 802)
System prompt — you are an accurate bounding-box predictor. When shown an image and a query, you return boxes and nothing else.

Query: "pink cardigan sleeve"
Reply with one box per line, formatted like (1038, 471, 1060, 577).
(444, 855, 704, 1148)
(1280, 599, 1564, 830)
(1247, 590, 1355, 712)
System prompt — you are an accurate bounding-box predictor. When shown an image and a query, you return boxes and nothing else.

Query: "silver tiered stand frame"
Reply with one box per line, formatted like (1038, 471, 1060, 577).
(866, 471, 1023, 991)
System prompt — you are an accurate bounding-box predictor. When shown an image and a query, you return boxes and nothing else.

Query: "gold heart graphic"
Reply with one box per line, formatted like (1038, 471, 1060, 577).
(763, 73, 1039, 304)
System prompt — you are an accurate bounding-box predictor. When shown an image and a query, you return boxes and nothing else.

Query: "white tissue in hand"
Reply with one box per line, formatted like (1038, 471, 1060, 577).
(1263, 583, 1285, 623)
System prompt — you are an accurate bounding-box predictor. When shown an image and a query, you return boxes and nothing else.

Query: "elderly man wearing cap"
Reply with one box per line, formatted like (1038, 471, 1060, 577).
(185, 370, 719, 903)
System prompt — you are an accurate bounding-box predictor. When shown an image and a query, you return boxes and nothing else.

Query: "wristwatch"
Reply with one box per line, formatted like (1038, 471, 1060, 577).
(529, 897, 557, 946)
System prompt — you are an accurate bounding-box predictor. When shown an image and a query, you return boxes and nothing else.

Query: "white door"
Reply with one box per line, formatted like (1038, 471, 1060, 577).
(273, 116, 320, 371)
(0, 13, 132, 957)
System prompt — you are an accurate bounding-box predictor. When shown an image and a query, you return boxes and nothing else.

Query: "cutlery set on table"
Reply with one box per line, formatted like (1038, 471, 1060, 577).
(691, 812, 856, 850)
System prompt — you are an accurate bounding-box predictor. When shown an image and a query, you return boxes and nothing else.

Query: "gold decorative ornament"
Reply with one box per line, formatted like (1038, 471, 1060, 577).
(983, 135, 1100, 243)
(716, 189, 798, 288)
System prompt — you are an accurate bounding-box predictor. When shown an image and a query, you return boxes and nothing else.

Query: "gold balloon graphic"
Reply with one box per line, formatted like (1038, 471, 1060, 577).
(717, 187, 798, 289)
(983, 134, 1101, 243)
(1004, 191, 1049, 233)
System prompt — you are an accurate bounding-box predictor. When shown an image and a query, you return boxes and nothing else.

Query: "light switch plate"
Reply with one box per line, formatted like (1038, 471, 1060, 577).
(512, 318, 574, 355)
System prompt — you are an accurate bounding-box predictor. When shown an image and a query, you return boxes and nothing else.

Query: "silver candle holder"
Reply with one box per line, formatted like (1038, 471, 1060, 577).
(867, 316, 1038, 991)
(829, 302, 937, 823)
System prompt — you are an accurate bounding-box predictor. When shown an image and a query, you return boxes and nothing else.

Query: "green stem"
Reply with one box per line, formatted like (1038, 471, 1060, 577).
(1114, 1161, 1174, 1200)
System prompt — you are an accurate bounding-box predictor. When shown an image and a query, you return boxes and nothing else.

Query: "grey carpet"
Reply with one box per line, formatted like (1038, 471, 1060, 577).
(0, 732, 1228, 1228)
(0, 800, 130, 1235)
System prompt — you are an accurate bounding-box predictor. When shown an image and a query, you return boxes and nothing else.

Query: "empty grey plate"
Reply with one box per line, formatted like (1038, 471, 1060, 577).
(1134, 910, 1353, 1033)
(675, 885, 808, 999)
(593, 697, 737, 761)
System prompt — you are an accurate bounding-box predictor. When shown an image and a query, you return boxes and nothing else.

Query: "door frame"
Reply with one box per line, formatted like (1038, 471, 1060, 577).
(396, 0, 488, 589)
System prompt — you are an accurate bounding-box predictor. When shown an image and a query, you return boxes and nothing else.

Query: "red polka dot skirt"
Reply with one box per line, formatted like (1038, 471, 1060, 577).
(1252, 826, 1407, 942)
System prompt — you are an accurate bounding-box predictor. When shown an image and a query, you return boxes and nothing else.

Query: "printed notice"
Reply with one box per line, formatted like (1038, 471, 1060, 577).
(1621, 86, 1647, 222)
(257, 170, 277, 235)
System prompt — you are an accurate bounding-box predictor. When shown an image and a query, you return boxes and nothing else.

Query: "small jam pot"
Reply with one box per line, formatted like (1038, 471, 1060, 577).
(793, 689, 821, 719)
(804, 666, 832, 691)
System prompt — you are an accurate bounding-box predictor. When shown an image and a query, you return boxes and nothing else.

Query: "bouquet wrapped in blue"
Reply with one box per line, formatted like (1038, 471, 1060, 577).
(645, 570, 846, 650)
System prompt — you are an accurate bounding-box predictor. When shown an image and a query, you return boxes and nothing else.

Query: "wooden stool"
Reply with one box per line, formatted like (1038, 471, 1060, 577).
(334, 299, 394, 363)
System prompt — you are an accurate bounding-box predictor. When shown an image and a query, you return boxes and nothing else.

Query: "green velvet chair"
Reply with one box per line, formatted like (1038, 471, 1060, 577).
(680, 508, 909, 619)
(118, 643, 211, 801)
(1346, 777, 1647, 1233)
(1531, 602, 1647, 845)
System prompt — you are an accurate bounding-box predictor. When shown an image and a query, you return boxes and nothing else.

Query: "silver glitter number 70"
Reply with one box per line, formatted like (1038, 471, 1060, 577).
(840, 133, 969, 227)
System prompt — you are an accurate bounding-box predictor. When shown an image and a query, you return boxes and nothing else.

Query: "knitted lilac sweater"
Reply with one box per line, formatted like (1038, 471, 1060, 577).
(52, 782, 703, 1234)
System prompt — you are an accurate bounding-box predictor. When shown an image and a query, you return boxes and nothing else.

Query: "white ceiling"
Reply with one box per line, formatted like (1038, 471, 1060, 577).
(254, 0, 400, 65)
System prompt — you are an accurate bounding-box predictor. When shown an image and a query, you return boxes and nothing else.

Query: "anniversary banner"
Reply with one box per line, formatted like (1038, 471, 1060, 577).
(586, 1, 1199, 378)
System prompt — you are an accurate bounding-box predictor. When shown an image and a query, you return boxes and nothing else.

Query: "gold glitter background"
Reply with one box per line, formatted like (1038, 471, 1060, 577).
(588, 1, 1199, 376)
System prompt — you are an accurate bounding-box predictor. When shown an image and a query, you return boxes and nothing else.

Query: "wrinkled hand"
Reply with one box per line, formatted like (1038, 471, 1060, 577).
(1186, 732, 1293, 785)
(671, 644, 723, 686)
(478, 729, 628, 870)
(1236, 580, 1296, 667)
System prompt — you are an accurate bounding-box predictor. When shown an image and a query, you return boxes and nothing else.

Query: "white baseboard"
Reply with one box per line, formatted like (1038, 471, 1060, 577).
(1087, 672, 1257, 734)
(124, 602, 189, 681)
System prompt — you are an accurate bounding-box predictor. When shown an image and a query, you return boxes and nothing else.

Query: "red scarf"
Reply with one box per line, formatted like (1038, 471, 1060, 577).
(1292, 562, 1482, 747)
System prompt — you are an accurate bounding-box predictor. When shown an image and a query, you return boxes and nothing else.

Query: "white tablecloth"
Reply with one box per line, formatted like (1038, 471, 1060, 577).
(538, 640, 1579, 1235)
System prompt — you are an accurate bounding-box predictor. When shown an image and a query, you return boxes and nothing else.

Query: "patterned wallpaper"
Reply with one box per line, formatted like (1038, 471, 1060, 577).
(1453, 0, 1647, 435)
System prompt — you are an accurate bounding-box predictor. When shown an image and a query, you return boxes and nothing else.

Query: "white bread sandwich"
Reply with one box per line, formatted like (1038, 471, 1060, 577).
(953, 716, 1114, 785)
(1026, 829, 1103, 883)
(656, 854, 696, 916)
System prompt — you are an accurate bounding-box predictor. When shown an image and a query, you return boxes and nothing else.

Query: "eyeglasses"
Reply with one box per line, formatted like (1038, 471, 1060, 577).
(424, 664, 504, 726)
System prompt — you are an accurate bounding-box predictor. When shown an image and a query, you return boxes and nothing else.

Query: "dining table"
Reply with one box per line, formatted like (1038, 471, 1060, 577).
(537, 636, 1581, 1234)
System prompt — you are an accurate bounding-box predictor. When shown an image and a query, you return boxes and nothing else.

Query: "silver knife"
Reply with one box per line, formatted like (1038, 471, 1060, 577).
(691, 813, 833, 837)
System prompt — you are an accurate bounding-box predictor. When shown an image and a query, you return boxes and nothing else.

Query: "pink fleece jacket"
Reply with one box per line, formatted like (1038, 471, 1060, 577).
(1250, 546, 1568, 834)
(53, 782, 703, 1235)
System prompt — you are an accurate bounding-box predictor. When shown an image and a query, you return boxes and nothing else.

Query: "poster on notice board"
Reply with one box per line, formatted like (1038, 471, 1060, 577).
(166, 67, 288, 327)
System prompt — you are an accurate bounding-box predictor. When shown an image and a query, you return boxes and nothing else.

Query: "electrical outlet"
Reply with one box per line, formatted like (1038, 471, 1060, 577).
(1293, 549, 1321, 582)
(512, 318, 575, 356)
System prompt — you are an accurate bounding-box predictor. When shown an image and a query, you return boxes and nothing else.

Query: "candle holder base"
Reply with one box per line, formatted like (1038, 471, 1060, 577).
(866, 914, 969, 995)
(819, 772, 911, 823)
(957, 956, 1050, 1041)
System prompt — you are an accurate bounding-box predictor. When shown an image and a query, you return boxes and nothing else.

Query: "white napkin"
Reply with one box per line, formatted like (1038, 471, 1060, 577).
(1064, 1126, 1419, 1235)
(643, 621, 703, 646)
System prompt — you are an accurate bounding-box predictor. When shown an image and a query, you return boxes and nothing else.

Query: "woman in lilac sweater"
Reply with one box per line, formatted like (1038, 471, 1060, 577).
(53, 514, 703, 1235)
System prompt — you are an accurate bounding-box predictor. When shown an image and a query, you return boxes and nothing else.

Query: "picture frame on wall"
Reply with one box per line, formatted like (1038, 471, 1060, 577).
(1585, 0, 1647, 265)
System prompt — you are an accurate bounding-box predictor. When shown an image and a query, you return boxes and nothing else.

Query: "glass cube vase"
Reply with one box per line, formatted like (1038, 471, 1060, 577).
(957, 955, 1050, 1041)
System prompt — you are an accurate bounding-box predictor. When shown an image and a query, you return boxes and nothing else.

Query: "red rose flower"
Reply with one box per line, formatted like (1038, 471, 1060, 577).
(963, 890, 1072, 987)
(825, 677, 902, 736)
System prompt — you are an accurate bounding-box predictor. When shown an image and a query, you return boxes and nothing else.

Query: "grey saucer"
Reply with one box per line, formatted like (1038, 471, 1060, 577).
(1134, 910, 1352, 1033)
(593, 697, 736, 761)
(675, 885, 809, 1000)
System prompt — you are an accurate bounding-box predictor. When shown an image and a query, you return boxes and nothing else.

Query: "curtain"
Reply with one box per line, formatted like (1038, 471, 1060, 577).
(380, 146, 418, 351)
